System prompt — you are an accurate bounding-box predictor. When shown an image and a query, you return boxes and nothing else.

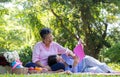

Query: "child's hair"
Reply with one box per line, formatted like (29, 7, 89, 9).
(48, 55, 58, 66)
(48, 55, 65, 71)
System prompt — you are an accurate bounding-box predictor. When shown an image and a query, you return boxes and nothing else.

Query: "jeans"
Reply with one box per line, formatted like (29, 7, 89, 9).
(80, 55, 113, 73)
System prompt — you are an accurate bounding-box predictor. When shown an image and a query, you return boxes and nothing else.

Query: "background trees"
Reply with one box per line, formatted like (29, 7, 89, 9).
(0, 0, 120, 64)
(47, 0, 120, 59)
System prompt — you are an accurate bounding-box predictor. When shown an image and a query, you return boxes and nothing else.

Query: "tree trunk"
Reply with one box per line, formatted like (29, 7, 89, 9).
(80, 3, 108, 59)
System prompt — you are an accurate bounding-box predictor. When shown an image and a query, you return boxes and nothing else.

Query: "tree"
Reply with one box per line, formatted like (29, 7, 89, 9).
(103, 42, 120, 63)
(1, 0, 120, 60)
(0, 1, 33, 51)
(47, 0, 120, 58)
(0, 0, 11, 2)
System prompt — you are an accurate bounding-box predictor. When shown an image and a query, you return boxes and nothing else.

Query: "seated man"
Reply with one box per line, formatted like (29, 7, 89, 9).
(48, 54, 115, 73)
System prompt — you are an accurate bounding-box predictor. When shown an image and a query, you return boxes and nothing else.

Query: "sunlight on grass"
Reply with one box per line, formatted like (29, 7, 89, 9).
(108, 63, 120, 71)
(0, 73, 120, 77)
(0, 63, 120, 77)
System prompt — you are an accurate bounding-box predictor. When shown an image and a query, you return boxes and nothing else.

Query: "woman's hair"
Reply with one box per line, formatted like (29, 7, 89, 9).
(48, 55, 57, 66)
(40, 28, 52, 39)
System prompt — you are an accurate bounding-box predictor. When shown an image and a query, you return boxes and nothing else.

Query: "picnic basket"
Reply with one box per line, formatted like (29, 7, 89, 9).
(12, 67, 28, 74)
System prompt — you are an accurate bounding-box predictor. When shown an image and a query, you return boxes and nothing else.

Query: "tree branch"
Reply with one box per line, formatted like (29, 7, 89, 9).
(50, 9, 79, 41)
(102, 22, 108, 39)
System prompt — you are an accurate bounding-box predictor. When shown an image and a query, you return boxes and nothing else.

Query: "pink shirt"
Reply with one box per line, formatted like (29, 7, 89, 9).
(32, 41, 71, 66)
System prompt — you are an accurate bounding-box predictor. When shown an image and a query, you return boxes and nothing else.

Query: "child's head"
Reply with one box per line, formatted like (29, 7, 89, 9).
(48, 55, 64, 66)
(48, 55, 65, 71)
(48, 55, 57, 66)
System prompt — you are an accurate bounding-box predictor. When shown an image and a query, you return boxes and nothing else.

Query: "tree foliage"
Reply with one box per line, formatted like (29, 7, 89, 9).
(47, 0, 120, 58)
(0, 0, 11, 2)
(0, 0, 120, 64)
(103, 42, 120, 63)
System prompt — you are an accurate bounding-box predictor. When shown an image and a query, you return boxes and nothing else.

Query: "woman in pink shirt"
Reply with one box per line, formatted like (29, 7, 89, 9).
(32, 28, 75, 71)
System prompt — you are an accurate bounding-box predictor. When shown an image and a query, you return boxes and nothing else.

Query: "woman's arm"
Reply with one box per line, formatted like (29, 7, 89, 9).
(35, 61, 51, 71)
(67, 50, 76, 58)
(56, 42, 75, 58)
(35, 61, 44, 67)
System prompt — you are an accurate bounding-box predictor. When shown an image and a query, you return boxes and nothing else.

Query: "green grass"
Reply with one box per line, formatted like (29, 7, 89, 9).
(108, 63, 120, 71)
(0, 63, 120, 77)
(0, 73, 120, 77)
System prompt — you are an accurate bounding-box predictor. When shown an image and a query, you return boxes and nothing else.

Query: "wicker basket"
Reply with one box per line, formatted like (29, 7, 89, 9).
(0, 66, 12, 74)
(28, 70, 43, 74)
(12, 68, 28, 74)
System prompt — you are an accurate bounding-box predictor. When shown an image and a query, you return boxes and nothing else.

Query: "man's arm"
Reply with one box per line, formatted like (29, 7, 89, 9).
(72, 56, 79, 73)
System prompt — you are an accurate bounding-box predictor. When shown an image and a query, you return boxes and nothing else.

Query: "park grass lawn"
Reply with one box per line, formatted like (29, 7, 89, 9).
(0, 73, 120, 77)
(0, 63, 120, 77)
(108, 63, 120, 71)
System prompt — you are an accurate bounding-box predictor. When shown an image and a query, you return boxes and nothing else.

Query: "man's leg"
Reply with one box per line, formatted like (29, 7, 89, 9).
(81, 55, 114, 73)
(84, 66, 105, 73)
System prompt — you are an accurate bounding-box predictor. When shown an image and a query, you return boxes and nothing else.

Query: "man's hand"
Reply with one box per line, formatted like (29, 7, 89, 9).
(73, 56, 80, 67)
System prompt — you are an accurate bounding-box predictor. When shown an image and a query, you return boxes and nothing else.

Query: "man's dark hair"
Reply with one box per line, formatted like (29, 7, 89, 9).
(40, 28, 52, 39)
(48, 55, 57, 66)
(48, 55, 65, 71)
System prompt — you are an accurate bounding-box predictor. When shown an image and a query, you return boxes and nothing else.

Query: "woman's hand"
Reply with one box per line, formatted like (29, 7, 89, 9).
(43, 65, 51, 71)
(68, 51, 76, 58)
